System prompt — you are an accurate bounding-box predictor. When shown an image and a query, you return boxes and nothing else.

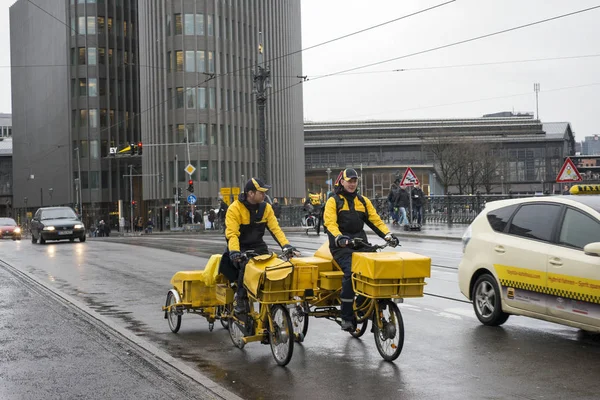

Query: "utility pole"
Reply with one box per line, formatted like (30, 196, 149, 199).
(75, 147, 82, 214)
(253, 32, 272, 182)
(174, 154, 179, 228)
(129, 164, 133, 233)
(534, 83, 540, 120)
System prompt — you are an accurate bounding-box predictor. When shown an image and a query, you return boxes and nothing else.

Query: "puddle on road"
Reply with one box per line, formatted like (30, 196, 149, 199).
(26, 265, 149, 336)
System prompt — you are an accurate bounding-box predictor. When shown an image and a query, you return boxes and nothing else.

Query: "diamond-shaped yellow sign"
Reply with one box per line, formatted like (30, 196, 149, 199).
(185, 164, 196, 176)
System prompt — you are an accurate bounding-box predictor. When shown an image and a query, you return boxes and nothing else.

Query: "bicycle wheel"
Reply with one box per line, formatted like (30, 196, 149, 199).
(373, 300, 404, 361)
(289, 303, 309, 342)
(229, 317, 245, 349)
(165, 291, 181, 333)
(269, 305, 294, 366)
(350, 319, 368, 338)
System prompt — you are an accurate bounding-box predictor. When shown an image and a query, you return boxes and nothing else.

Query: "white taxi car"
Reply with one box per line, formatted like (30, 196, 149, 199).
(458, 185, 600, 333)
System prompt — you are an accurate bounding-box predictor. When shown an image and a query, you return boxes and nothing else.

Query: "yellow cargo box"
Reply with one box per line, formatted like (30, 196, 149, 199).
(291, 265, 319, 295)
(216, 284, 234, 305)
(182, 281, 217, 307)
(354, 276, 426, 298)
(290, 256, 334, 273)
(352, 252, 431, 280)
(319, 271, 344, 290)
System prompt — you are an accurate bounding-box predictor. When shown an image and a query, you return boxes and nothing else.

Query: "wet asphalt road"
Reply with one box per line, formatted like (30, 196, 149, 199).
(1, 234, 600, 399)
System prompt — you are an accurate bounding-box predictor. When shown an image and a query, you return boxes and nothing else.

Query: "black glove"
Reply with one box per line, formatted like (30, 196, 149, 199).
(229, 251, 243, 266)
(335, 235, 351, 248)
(384, 233, 400, 248)
(282, 244, 298, 256)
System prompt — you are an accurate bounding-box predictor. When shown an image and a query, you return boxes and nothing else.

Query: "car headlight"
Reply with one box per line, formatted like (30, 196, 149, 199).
(14, 227, 21, 233)
(43, 226, 56, 231)
(74, 224, 84, 229)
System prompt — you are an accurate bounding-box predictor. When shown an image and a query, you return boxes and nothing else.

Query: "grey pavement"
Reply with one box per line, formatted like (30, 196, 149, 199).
(0, 260, 238, 400)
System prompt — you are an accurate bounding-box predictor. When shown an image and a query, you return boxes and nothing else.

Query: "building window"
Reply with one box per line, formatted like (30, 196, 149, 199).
(211, 124, 217, 145)
(80, 140, 89, 158)
(166, 14, 171, 35)
(176, 51, 183, 71)
(167, 51, 172, 71)
(89, 78, 97, 96)
(108, 48, 114, 64)
(196, 50, 205, 73)
(185, 123, 196, 142)
(71, 17, 76, 35)
(90, 140, 99, 159)
(176, 87, 184, 108)
(175, 14, 182, 34)
(197, 87, 206, 109)
(207, 15, 213, 36)
(200, 161, 208, 181)
(98, 16, 105, 32)
(100, 109, 107, 127)
(195, 14, 204, 35)
(98, 48, 105, 64)
(208, 51, 214, 73)
(186, 87, 196, 109)
(89, 171, 99, 189)
(107, 17, 113, 34)
(78, 17, 86, 34)
(87, 16, 96, 34)
(89, 109, 98, 128)
(185, 51, 195, 72)
(88, 48, 97, 65)
(123, 20, 127, 37)
(177, 124, 185, 143)
(78, 48, 86, 64)
(198, 124, 207, 144)
(79, 110, 88, 127)
(184, 14, 194, 35)
(209, 88, 215, 110)
(79, 78, 87, 95)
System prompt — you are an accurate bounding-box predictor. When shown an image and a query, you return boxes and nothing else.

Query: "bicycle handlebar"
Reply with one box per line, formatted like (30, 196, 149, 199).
(350, 238, 388, 251)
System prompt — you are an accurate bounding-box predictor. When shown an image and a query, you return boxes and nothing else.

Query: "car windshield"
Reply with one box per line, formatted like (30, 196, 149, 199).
(41, 209, 78, 220)
(0, 218, 17, 226)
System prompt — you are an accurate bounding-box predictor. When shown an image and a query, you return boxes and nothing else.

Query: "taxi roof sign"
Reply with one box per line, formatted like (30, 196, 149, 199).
(556, 157, 582, 183)
(570, 185, 600, 195)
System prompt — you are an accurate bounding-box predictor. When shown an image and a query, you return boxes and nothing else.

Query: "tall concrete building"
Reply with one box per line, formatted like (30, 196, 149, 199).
(582, 135, 600, 155)
(11, 0, 140, 226)
(138, 0, 304, 221)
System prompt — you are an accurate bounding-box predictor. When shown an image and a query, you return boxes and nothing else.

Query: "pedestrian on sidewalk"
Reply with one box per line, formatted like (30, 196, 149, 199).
(411, 184, 424, 225)
(398, 186, 410, 225)
(387, 182, 400, 225)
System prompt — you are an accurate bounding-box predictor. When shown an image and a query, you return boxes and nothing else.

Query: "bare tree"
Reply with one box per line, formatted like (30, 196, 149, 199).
(422, 135, 462, 194)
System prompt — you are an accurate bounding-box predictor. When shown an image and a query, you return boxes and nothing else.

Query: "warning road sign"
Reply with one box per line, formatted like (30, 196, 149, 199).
(400, 167, 419, 186)
(556, 157, 582, 183)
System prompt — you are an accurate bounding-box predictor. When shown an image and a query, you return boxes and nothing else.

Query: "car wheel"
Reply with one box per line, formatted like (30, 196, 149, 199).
(80, 235, 86, 243)
(472, 274, 510, 326)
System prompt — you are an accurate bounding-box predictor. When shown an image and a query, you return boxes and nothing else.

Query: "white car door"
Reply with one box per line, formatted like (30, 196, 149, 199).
(547, 207, 600, 329)
(493, 203, 562, 316)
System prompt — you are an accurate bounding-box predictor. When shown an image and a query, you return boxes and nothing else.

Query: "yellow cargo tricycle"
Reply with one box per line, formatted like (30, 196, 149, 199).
(288, 238, 431, 362)
(227, 250, 318, 366)
(162, 254, 233, 333)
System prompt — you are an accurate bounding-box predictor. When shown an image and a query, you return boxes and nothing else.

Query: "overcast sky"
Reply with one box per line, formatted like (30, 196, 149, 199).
(1, 0, 599, 140)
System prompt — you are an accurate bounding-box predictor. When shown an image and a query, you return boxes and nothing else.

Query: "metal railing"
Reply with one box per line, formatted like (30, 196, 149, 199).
(276, 193, 535, 227)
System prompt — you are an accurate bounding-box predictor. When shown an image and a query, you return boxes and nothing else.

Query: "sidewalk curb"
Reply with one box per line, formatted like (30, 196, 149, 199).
(0, 260, 243, 400)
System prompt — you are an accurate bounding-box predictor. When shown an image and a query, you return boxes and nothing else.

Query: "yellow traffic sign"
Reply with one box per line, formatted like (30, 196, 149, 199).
(185, 164, 196, 176)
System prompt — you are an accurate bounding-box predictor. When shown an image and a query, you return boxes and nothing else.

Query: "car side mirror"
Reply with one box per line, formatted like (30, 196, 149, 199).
(583, 242, 600, 257)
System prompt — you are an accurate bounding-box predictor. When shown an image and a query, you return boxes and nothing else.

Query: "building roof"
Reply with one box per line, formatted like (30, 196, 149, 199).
(0, 138, 13, 156)
(542, 122, 571, 139)
(0, 113, 12, 127)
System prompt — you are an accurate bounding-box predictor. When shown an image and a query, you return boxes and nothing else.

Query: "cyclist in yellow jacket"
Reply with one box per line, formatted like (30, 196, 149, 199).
(226, 178, 297, 315)
(324, 168, 399, 331)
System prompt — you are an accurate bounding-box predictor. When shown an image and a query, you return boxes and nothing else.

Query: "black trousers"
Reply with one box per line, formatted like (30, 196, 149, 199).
(332, 250, 355, 321)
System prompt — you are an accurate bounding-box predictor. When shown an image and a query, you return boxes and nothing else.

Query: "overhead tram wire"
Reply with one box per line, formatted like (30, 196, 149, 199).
(306, 53, 600, 78)
(24, 0, 457, 141)
(310, 4, 600, 82)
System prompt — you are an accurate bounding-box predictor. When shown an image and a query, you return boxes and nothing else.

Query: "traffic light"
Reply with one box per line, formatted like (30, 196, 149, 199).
(137, 142, 142, 155)
(130, 143, 135, 155)
(187, 179, 194, 193)
(131, 200, 137, 208)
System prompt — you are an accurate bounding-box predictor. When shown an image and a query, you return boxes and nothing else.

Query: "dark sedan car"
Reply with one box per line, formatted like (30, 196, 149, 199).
(30, 207, 86, 244)
(0, 218, 22, 240)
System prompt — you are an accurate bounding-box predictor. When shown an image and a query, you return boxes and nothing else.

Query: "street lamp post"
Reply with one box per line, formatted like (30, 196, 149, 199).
(23, 197, 28, 229)
(253, 32, 272, 182)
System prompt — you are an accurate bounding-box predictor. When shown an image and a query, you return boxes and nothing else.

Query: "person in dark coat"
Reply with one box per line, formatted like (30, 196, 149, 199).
(272, 198, 282, 219)
(387, 183, 400, 225)
(411, 184, 424, 225)
(398, 186, 410, 225)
